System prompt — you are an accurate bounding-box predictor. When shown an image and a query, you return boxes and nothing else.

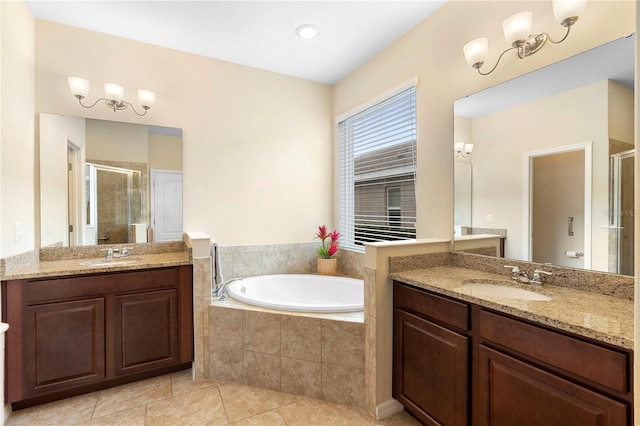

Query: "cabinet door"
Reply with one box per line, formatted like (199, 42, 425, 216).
(477, 345, 628, 426)
(114, 289, 178, 376)
(393, 310, 468, 426)
(24, 298, 105, 396)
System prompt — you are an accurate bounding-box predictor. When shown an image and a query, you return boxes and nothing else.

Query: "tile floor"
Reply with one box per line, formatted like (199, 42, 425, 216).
(6, 369, 420, 425)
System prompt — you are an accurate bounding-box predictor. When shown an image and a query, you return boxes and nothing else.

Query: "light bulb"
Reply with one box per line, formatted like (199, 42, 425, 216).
(463, 38, 488, 68)
(503, 11, 533, 46)
(104, 83, 124, 102)
(138, 90, 156, 109)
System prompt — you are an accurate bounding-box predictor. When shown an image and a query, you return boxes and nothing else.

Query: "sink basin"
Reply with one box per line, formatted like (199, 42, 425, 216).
(80, 258, 140, 267)
(455, 283, 553, 301)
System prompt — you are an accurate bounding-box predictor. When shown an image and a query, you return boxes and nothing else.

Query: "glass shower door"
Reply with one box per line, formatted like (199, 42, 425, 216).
(609, 150, 634, 276)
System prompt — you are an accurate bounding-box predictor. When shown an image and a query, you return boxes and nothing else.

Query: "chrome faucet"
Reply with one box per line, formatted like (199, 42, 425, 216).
(504, 265, 530, 283)
(213, 278, 243, 300)
(531, 269, 553, 285)
(101, 247, 118, 258)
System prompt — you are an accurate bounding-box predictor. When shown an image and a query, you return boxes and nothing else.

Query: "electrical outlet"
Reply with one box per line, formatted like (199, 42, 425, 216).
(47, 219, 52, 236)
(14, 222, 22, 241)
(486, 214, 493, 224)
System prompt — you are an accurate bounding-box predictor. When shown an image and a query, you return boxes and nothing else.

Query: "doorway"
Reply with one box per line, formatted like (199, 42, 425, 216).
(150, 169, 183, 242)
(524, 143, 592, 268)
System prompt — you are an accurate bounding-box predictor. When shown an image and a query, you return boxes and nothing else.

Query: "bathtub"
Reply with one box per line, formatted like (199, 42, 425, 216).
(226, 274, 364, 313)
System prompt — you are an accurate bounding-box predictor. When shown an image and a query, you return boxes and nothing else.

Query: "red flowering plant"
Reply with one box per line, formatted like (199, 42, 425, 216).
(316, 225, 340, 259)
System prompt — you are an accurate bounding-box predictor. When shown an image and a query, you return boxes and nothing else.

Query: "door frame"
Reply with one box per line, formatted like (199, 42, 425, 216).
(522, 142, 592, 268)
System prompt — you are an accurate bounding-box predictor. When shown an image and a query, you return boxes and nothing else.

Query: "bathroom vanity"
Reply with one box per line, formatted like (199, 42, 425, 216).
(391, 265, 633, 426)
(1, 250, 193, 409)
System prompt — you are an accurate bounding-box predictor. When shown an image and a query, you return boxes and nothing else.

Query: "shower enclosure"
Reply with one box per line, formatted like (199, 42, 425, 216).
(609, 149, 634, 276)
(86, 163, 143, 245)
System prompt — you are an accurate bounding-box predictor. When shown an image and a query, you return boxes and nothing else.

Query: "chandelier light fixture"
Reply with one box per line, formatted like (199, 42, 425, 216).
(463, 0, 587, 76)
(454, 142, 474, 158)
(68, 77, 156, 116)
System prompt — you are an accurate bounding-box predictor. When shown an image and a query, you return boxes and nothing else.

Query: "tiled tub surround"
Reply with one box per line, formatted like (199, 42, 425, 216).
(218, 242, 364, 279)
(388, 251, 634, 349)
(209, 300, 365, 407)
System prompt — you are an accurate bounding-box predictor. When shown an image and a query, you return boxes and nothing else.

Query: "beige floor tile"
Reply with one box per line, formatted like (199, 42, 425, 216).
(278, 396, 371, 426)
(369, 410, 422, 425)
(218, 382, 297, 423)
(230, 409, 287, 425)
(92, 374, 172, 418)
(170, 368, 219, 396)
(145, 386, 228, 425)
(85, 406, 147, 426)
(6, 393, 98, 426)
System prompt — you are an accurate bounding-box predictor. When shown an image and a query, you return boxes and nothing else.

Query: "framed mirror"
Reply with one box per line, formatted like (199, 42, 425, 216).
(453, 34, 635, 276)
(39, 114, 183, 247)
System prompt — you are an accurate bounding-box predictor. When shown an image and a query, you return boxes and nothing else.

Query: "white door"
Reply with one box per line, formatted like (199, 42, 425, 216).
(151, 169, 183, 242)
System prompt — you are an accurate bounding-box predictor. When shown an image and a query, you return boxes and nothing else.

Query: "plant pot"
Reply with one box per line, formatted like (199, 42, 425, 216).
(317, 258, 337, 276)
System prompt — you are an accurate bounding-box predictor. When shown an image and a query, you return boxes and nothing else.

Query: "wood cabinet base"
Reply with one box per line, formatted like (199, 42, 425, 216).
(3, 265, 193, 409)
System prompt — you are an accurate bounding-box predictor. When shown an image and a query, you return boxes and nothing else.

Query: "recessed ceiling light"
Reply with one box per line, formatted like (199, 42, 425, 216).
(295, 24, 319, 40)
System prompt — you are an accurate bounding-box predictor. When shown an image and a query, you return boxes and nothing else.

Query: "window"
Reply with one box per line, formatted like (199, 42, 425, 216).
(387, 187, 401, 226)
(338, 85, 417, 251)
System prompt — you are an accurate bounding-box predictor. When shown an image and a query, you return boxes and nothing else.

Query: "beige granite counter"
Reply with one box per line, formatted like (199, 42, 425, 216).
(390, 266, 633, 350)
(0, 243, 193, 281)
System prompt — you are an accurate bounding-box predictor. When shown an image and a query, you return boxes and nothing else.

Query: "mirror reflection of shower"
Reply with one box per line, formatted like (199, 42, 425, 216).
(85, 163, 143, 245)
(609, 149, 634, 276)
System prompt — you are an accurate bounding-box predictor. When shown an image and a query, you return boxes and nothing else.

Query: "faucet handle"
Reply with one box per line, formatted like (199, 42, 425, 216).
(100, 247, 114, 258)
(532, 269, 553, 285)
(121, 247, 133, 257)
(504, 265, 519, 280)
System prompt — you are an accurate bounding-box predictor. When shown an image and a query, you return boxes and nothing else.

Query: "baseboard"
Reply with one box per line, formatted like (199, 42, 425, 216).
(376, 398, 404, 420)
(4, 402, 12, 425)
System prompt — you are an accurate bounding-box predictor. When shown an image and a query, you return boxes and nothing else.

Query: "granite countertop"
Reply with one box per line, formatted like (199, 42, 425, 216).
(390, 266, 633, 350)
(0, 251, 192, 281)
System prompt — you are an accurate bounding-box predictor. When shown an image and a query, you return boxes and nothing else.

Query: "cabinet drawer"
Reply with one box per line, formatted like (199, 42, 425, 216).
(26, 268, 180, 304)
(394, 282, 469, 331)
(479, 310, 630, 394)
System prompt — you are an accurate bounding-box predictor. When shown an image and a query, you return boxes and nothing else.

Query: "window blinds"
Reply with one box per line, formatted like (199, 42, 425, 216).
(338, 86, 417, 252)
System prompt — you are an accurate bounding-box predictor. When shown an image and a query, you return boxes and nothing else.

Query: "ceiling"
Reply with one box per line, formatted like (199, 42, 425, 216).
(25, 0, 446, 85)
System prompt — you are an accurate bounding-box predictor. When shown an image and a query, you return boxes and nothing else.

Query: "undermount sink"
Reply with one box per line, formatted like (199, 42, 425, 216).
(80, 258, 140, 267)
(455, 282, 553, 301)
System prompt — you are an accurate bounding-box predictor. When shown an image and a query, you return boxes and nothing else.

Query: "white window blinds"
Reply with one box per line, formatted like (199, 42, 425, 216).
(338, 86, 417, 252)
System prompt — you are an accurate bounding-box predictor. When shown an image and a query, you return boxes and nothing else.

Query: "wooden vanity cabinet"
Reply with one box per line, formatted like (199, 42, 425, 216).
(393, 281, 633, 426)
(393, 283, 470, 425)
(3, 265, 193, 408)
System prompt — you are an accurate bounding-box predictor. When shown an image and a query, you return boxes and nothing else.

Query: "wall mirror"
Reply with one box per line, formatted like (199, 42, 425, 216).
(453, 34, 635, 276)
(39, 114, 183, 248)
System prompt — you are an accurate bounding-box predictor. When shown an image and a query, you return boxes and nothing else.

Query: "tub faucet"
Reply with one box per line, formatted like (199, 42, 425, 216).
(213, 278, 242, 300)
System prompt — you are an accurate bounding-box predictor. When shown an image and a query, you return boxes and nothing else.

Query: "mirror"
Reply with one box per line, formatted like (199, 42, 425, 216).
(454, 34, 635, 276)
(39, 114, 183, 247)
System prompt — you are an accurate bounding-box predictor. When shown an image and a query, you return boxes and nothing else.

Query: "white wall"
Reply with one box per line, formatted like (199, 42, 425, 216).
(1, 1, 35, 258)
(34, 20, 333, 246)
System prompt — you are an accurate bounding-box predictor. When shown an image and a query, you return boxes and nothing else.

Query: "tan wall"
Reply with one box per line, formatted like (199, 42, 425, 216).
(470, 81, 610, 270)
(334, 1, 634, 243)
(86, 119, 148, 163)
(148, 133, 182, 171)
(334, 0, 635, 410)
(34, 19, 333, 246)
(1, 1, 35, 258)
(39, 114, 85, 248)
(609, 80, 635, 145)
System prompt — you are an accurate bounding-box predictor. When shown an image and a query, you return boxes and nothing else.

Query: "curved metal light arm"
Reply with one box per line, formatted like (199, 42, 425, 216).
(76, 97, 149, 116)
(476, 46, 518, 76)
(546, 25, 571, 45)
